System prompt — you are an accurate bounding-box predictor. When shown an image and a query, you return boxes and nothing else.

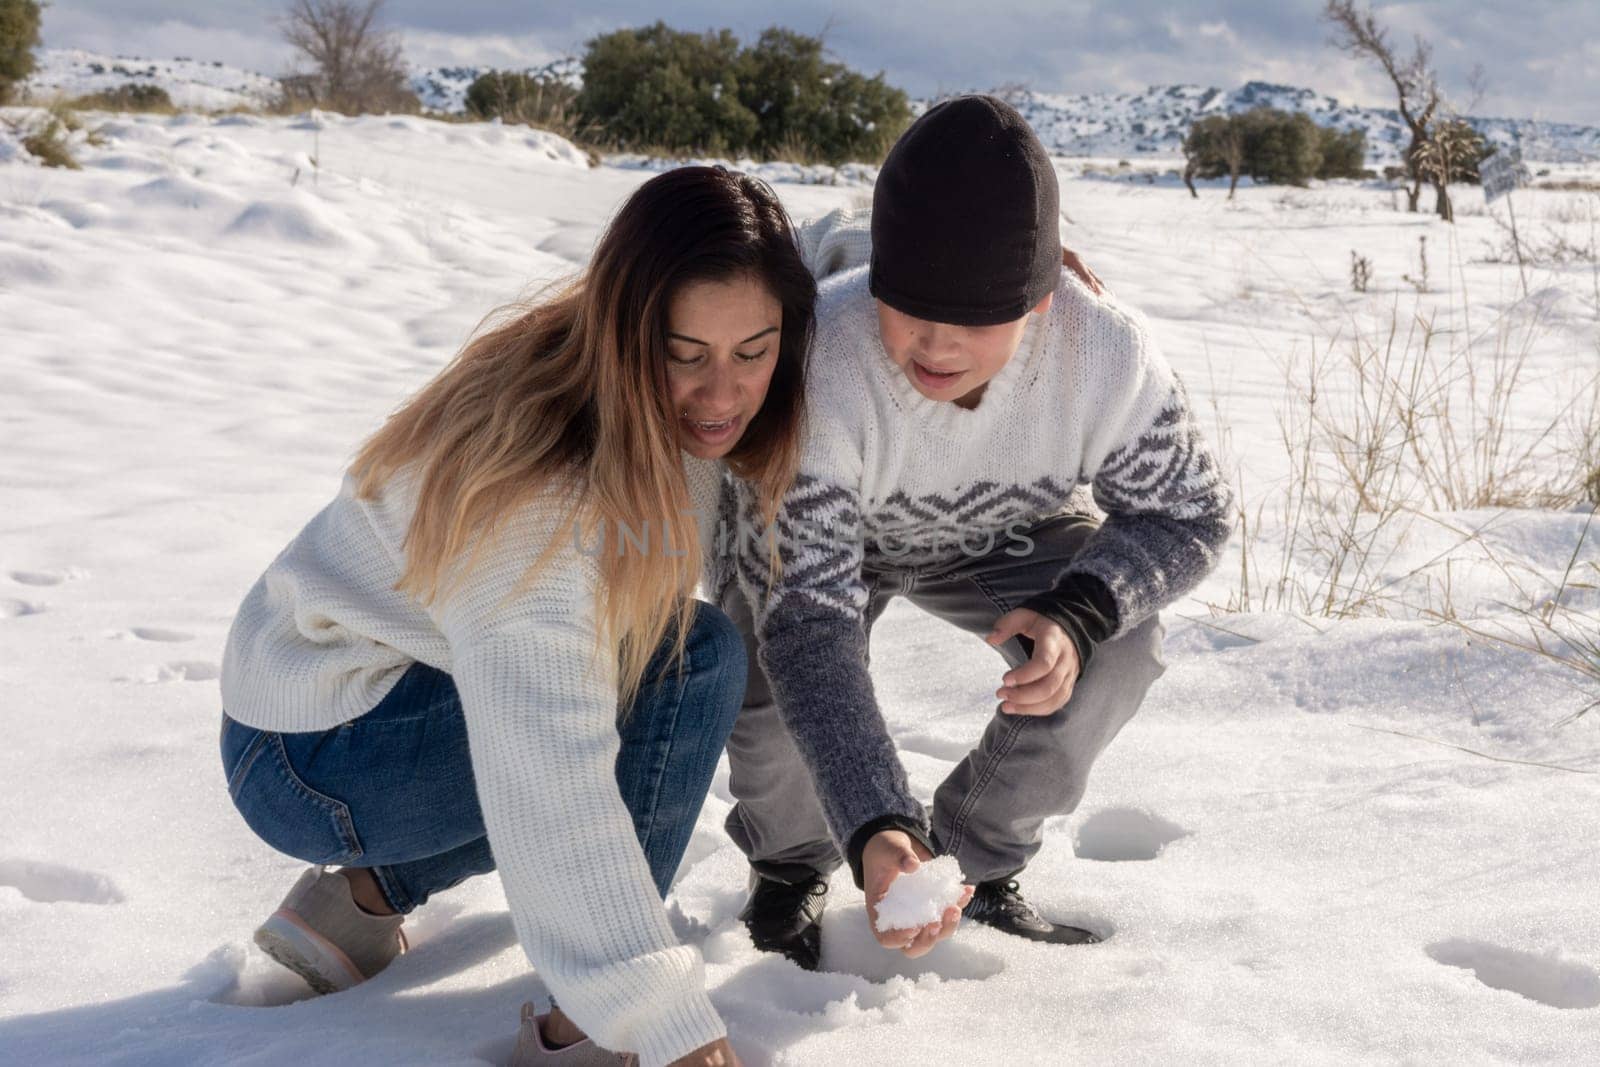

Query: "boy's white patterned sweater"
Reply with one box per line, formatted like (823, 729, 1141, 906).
(220, 458, 729, 1067)
(738, 227, 1233, 879)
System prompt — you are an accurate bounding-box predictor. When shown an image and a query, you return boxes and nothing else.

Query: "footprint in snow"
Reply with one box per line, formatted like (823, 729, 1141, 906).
(107, 626, 195, 643)
(118, 661, 220, 684)
(1073, 807, 1190, 862)
(0, 858, 126, 905)
(1427, 939, 1600, 1010)
(0, 598, 45, 618)
(188, 944, 320, 1009)
(8, 567, 87, 587)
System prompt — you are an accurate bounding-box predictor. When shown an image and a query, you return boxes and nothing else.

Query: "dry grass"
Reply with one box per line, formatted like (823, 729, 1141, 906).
(1212, 219, 1600, 717)
(9, 102, 86, 169)
(1420, 509, 1600, 722)
(1220, 291, 1599, 620)
(65, 84, 177, 114)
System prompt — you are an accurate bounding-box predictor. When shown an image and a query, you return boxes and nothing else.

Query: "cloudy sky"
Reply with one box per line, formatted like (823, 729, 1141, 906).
(41, 1, 1600, 124)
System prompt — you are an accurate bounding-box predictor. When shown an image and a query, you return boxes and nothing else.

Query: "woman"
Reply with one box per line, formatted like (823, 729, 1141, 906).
(218, 166, 815, 1067)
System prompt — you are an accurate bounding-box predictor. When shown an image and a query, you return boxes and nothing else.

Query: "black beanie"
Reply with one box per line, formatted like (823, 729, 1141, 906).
(870, 94, 1060, 326)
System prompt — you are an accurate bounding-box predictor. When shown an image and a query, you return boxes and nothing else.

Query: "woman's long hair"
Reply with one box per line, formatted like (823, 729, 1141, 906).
(351, 166, 815, 704)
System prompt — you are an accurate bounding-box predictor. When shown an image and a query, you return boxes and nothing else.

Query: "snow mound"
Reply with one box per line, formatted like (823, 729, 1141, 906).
(224, 193, 350, 246)
(874, 856, 966, 932)
(0, 122, 34, 165)
(128, 174, 239, 213)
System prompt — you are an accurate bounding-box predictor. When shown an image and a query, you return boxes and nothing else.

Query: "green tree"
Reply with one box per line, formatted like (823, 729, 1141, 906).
(465, 70, 580, 133)
(1315, 125, 1367, 178)
(576, 22, 909, 161)
(1240, 107, 1323, 186)
(578, 22, 757, 154)
(737, 27, 909, 163)
(0, 0, 44, 105)
(1182, 113, 1247, 198)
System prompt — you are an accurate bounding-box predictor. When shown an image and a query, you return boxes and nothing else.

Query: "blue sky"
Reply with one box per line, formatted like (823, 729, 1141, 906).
(42, 1, 1600, 124)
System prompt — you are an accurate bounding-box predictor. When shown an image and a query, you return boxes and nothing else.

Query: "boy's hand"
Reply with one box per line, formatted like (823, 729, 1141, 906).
(1062, 246, 1105, 295)
(986, 608, 1081, 715)
(862, 830, 973, 957)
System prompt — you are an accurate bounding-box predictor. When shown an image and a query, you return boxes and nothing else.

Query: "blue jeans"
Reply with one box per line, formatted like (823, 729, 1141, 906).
(221, 601, 746, 913)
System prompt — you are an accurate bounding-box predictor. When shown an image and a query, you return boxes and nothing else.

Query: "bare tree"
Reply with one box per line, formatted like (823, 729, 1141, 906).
(1323, 0, 1449, 219)
(280, 0, 418, 115)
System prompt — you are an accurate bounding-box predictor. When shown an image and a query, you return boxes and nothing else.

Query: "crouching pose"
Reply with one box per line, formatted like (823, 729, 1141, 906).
(724, 96, 1234, 968)
(218, 166, 816, 1066)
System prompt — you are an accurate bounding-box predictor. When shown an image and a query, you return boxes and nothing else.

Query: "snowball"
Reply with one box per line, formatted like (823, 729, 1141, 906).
(873, 856, 966, 932)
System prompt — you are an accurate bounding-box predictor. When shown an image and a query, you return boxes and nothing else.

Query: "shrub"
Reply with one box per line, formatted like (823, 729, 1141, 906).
(576, 22, 910, 163)
(464, 71, 581, 134)
(1415, 118, 1493, 185)
(0, 0, 43, 104)
(1185, 109, 1365, 193)
(20, 108, 80, 168)
(578, 23, 755, 155)
(1316, 125, 1366, 178)
(1240, 107, 1323, 186)
(70, 83, 175, 112)
(736, 28, 909, 163)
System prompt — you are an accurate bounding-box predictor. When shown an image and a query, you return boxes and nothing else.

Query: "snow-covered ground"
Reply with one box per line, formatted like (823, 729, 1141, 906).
(2, 110, 1598, 1065)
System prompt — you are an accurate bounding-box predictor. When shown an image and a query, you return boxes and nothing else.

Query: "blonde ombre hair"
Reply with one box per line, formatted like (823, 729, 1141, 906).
(351, 167, 815, 705)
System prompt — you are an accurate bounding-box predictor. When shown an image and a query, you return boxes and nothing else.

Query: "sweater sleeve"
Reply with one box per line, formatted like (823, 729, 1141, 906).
(429, 495, 725, 1067)
(734, 418, 927, 881)
(797, 207, 874, 280)
(1054, 318, 1234, 637)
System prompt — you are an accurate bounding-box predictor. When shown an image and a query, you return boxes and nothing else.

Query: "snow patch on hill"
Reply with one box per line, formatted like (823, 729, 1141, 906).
(23, 48, 281, 111)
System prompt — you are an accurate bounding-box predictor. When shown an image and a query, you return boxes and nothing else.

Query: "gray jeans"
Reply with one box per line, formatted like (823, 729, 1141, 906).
(721, 514, 1167, 885)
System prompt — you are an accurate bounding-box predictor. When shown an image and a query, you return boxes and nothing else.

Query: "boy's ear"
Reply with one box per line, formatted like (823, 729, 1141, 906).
(1032, 291, 1054, 316)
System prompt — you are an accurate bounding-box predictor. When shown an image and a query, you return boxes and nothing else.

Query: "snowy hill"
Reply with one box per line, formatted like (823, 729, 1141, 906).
(23, 48, 1599, 164)
(408, 56, 583, 114)
(23, 48, 281, 111)
(988, 79, 1600, 163)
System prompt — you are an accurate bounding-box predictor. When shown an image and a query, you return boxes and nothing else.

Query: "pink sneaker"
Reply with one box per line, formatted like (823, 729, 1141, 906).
(509, 1003, 639, 1066)
(253, 867, 406, 994)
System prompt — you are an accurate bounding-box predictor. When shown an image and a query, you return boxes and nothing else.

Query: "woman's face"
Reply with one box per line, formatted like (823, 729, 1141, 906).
(665, 273, 784, 460)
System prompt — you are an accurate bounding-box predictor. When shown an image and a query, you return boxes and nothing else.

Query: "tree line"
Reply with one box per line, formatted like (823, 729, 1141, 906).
(1180, 106, 1490, 198)
(465, 23, 910, 165)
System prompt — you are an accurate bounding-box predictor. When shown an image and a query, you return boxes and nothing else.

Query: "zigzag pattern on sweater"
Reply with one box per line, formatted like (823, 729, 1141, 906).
(734, 475, 868, 631)
(863, 476, 1096, 571)
(1092, 379, 1228, 522)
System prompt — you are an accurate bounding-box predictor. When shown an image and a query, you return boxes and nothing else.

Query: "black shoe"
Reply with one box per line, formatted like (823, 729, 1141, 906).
(738, 870, 828, 971)
(961, 879, 1101, 945)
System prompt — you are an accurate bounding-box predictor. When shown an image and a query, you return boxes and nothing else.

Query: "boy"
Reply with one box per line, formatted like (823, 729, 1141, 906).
(724, 95, 1232, 968)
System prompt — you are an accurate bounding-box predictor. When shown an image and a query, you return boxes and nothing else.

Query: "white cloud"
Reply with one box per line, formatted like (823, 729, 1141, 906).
(44, 10, 292, 73)
(398, 29, 565, 71)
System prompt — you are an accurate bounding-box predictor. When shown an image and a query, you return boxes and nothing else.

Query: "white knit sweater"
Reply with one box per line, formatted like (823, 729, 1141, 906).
(221, 457, 729, 1067)
(733, 212, 1234, 852)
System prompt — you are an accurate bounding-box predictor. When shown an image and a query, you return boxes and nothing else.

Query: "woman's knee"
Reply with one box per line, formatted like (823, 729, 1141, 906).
(688, 601, 746, 671)
(684, 602, 749, 722)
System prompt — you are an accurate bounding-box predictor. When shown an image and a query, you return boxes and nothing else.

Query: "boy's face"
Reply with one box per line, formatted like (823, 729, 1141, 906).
(876, 293, 1053, 409)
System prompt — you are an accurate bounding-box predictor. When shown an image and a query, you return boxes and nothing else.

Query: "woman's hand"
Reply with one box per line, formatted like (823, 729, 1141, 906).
(668, 1037, 741, 1066)
(861, 830, 973, 957)
(987, 608, 1081, 716)
(1062, 246, 1105, 295)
